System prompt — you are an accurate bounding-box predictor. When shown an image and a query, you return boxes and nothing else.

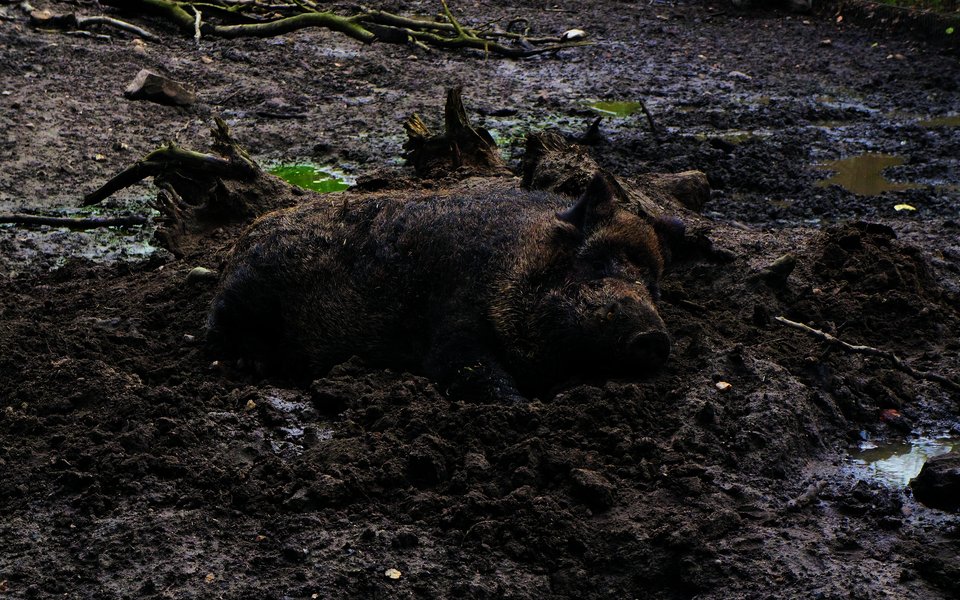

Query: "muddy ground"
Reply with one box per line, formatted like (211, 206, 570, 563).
(2, 0, 960, 598)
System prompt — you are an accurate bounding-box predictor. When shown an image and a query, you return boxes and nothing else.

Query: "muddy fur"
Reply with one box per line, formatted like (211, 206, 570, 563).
(209, 174, 673, 398)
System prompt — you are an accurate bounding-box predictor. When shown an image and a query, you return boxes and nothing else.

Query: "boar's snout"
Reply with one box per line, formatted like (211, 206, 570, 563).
(628, 329, 672, 369)
(586, 291, 671, 371)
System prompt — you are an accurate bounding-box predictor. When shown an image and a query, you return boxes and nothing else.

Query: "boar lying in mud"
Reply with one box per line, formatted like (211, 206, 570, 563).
(209, 173, 680, 400)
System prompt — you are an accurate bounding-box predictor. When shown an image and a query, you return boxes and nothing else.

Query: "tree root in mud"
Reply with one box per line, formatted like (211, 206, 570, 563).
(404, 87, 509, 179)
(775, 316, 960, 394)
(84, 117, 294, 257)
(27, 7, 161, 42)
(0, 213, 149, 230)
(25, 0, 590, 58)
(86, 88, 710, 257)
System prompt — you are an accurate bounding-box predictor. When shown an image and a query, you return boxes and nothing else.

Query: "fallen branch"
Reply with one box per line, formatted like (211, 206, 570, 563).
(638, 98, 661, 144)
(774, 316, 960, 393)
(90, 0, 591, 57)
(84, 117, 260, 206)
(28, 8, 161, 42)
(83, 144, 243, 206)
(0, 213, 149, 229)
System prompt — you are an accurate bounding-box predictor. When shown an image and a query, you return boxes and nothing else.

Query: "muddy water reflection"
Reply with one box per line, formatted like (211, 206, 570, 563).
(852, 436, 958, 488)
(269, 164, 351, 193)
(918, 115, 960, 128)
(588, 100, 645, 117)
(815, 153, 922, 196)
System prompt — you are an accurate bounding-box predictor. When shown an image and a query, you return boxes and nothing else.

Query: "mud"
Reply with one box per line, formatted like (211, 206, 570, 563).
(2, 1, 960, 598)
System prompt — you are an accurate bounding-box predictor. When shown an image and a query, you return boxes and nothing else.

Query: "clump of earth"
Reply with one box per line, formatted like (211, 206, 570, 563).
(1, 1, 959, 598)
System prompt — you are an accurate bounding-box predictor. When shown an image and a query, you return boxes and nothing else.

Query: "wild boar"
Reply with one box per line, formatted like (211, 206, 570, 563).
(208, 173, 679, 400)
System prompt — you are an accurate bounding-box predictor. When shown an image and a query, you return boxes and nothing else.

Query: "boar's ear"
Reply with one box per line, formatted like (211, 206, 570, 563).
(556, 171, 621, 232)
(652, 216, 686, 265)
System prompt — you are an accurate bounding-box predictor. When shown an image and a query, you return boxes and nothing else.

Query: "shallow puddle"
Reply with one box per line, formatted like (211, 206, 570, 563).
(918, 115, 960, 128)
(851, 435, 959, 488)
(269, 163, 351, 193)
(588, 100, 646, 117)
(815, 153, 922, 196)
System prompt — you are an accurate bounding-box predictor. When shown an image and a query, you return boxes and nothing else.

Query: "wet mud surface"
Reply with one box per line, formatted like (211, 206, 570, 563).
(2, 1, 960, 598)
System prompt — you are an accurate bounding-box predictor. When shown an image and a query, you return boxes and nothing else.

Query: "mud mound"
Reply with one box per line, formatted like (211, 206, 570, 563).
(3, 206, 959, 597)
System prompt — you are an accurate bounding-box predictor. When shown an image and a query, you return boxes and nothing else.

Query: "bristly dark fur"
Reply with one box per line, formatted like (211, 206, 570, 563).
(209, 174, 677, 400)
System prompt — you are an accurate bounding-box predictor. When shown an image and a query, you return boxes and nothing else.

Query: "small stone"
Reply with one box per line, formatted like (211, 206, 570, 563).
(186, 266, 217, 284)
(910, 450, 960, 512)
(182, 334, 196, 344)
(124, 69, 197, 107)
(384, 568, 402, 579)
(569, 468, 616, 511)
(560, 29, 588, 41)
(715, 381, 733, 392)
(756, 253, 797, 288)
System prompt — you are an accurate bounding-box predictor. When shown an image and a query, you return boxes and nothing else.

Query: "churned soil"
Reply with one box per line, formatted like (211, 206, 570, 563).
(2, 1, 960, 598)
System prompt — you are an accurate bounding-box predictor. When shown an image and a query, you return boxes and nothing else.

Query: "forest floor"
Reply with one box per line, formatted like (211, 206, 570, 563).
(1, 0, 960, 598)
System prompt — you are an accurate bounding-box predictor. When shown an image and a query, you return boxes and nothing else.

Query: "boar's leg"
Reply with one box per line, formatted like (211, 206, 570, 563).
(425, 345, 524, 403)
(422, 315, 525, 402)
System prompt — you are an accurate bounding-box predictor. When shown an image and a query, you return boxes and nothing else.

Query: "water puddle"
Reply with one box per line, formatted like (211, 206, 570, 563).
(851, 435, 959, 488)
(0, 203, 165, 276)
(255, 388, 334, 458)
(815, 153, 922, 196)
(918, 115, 960, 128)
(269, 163, 351, 193)
(694, 129, 772, 145)
(588, 100, 646, 117)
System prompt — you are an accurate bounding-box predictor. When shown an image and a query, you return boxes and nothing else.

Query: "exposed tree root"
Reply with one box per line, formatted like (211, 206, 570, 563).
(0, 213, 149, 229)
(84, 118, 295, 256)
(775, 316, 960, 394)
(82, 0, 591, 57)
(404, 87, 509, 178)
(27, 6, 161, 41)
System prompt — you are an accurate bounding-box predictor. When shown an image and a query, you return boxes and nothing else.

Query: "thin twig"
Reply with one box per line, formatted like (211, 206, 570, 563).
(77, 16, 161, 41)
(192, 6, 202, 44)
(0, 214, 149, 229)
(774, 316, 960, 393)
(638, 98, 660, 144)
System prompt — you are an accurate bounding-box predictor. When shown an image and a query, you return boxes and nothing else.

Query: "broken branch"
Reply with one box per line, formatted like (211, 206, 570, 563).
(83, 143, 247, 206)
(774, 316, 960, 393)
(88, 0, 589, 57)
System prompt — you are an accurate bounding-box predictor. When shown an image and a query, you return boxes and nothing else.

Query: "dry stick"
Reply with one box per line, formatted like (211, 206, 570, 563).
(100, 0, 589, 57)
(774, 316, 960, 394)
(638, 98, 660, 143)
(0, 214, 149, 229)
(76, 16, 160, 41)
(191, 6, 202, 44)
